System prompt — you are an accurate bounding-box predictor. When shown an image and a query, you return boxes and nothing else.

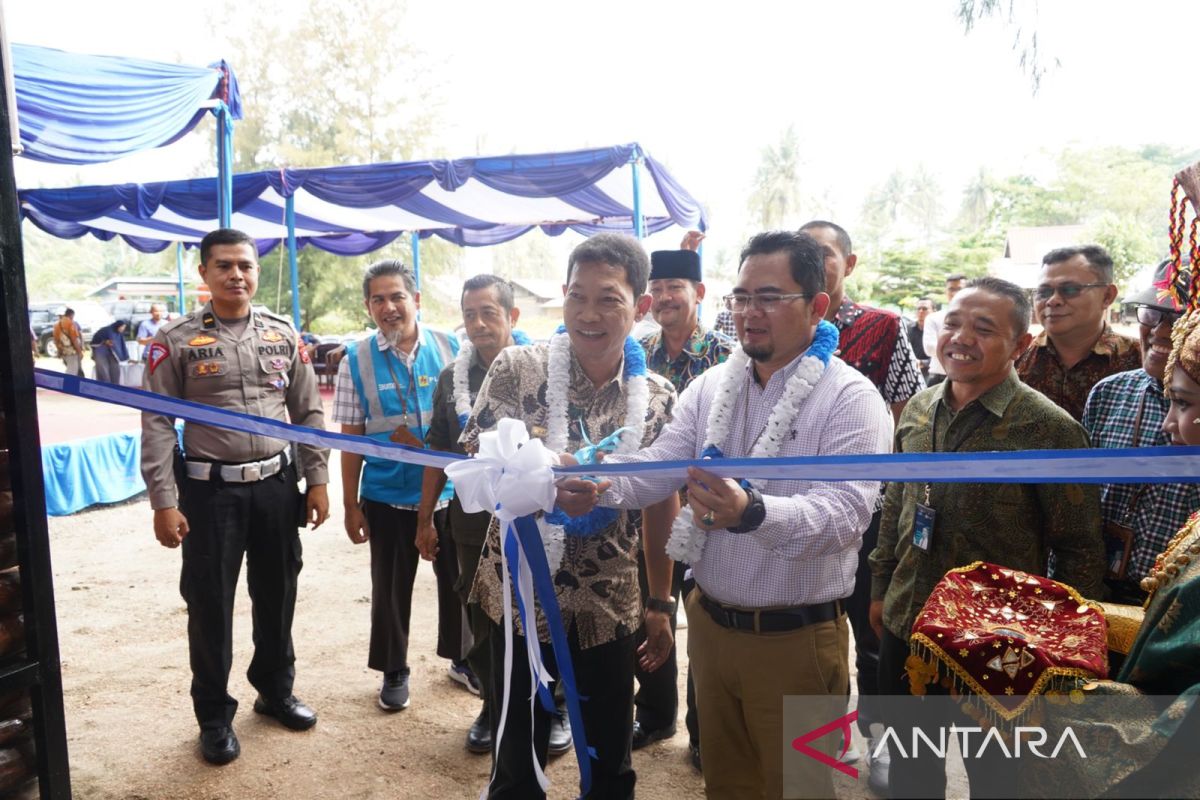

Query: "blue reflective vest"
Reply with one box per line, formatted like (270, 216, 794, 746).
(346, 328, 458, 506)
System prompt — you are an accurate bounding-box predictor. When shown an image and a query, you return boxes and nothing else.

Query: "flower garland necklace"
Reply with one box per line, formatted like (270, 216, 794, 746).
(666, 319, 840, 563)
(453, 330, 532, 426)
(538, 326, 650, 569)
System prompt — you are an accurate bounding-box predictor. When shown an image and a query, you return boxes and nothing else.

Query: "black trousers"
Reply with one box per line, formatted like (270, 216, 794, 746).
(634, 548, 700, 744)
(844, 509, 882, 735)
(179, 464, 302, 730)
(879, 629, 1018, 799)
(456, 540, 491, 708)
(362, 501, 462, 672)
(487, 620, 636, 800)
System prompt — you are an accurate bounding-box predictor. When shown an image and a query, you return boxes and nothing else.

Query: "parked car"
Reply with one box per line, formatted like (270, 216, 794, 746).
(28, 301, 114, 358)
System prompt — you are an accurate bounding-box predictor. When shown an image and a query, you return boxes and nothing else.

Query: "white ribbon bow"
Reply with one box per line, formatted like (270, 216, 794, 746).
(445, 418, 558, 521)
(444, 418, 560, 795)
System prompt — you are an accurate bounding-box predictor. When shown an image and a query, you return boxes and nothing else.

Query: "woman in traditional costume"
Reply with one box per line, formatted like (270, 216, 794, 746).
(1018, 308, 1200, 798)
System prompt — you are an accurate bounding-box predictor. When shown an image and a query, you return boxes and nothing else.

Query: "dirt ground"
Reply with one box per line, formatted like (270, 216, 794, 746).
(47, 471, 924, 799)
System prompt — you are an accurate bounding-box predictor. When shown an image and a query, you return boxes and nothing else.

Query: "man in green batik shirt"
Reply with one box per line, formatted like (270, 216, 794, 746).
(869, 276, 1105, 799)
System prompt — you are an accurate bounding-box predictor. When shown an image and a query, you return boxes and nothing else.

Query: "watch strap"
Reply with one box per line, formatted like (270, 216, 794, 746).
(645, 596, 677, 615)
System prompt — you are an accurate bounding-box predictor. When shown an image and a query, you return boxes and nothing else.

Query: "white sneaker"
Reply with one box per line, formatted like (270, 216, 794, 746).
(839, 736, 861, 764)
(867, 736, 890, 795)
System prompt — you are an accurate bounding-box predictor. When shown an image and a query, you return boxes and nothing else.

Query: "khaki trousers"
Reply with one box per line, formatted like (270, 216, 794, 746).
(686, 589, 849, 800)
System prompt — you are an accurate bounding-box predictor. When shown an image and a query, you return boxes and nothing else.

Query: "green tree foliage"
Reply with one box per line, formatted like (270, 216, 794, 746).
(206, 0, 453, 330)
(956, 0, 1058, 94)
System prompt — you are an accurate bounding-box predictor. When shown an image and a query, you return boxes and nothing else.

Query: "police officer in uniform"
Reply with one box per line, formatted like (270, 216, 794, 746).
(141, 228, 330, 766)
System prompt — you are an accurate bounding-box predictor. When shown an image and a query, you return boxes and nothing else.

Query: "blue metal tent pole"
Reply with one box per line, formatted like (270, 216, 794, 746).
(175, 243, 186, 313)
(411, 232, 421, 292)
(286, 194, 301, 330)
(630, 150, 645, 239)
(213, 101, 233, 228)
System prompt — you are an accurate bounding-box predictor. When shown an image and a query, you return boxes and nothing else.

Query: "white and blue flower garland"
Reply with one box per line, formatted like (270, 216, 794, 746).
(666, 319, 839, 563)
(541, 326, 649, 565)
(453, 329, 533, 427)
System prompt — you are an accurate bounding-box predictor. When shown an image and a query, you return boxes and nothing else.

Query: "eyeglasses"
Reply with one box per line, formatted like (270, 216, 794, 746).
(1034, 283, 1108, 301)
(722, 293, 811, 314)
(1136, 306, 1182, 328)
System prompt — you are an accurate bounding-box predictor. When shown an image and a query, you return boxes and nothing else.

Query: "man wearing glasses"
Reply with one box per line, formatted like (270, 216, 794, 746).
(597, 230, 893, 799)
(1081, 259, 1200, 605)
(1016, 245, 1141, 420)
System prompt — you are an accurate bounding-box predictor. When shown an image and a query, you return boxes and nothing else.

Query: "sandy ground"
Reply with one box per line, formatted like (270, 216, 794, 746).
(46, 475, 916, 800)
(30, 359, 970, 799)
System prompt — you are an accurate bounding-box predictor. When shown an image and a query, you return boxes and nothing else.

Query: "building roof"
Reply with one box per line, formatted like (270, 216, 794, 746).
(1001, 225, 1087, 263)
(510, 278, 562, 301)
(87, 276, 194, 297)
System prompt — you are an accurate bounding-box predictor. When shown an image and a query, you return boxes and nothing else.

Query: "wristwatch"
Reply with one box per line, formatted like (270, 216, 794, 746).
(645, 596, 677, 615)
(728, 485, 766, 533)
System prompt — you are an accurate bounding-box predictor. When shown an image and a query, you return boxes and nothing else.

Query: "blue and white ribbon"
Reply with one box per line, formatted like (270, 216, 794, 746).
(444, 420, 594, 796)
(32, 367, 1200, 485)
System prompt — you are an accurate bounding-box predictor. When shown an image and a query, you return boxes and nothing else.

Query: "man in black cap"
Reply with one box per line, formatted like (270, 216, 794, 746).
(634, 246, 733, 767)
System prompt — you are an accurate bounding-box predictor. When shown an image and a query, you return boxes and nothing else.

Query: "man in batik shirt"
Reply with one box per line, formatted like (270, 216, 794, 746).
(1017, 245, 1141, 421)
(463, 233, 678, 799)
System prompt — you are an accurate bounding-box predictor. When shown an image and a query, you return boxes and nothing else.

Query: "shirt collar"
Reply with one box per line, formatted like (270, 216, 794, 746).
(1032, 323, 1129, 361)
(569, 348, 626, 393)
(939, 368, 1021, 418)
(374, 322, 423, 357)
(833, 297, 859, 330)
(646, 323, 711, 360)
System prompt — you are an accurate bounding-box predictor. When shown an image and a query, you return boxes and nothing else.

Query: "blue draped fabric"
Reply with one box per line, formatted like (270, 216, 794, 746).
(18, 143, 707, 254)
(12, 43, 242, 165)
(41, 431, 145, 516)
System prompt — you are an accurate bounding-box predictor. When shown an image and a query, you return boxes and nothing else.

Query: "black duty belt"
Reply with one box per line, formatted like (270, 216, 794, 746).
(699, 593, 842, 634)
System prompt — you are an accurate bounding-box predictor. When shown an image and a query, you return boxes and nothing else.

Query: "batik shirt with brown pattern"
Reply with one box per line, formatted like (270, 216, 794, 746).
(461, 343, 676, 649)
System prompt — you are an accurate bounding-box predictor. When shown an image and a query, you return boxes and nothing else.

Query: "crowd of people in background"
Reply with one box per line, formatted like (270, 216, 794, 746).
(126, 223, 1200, 800)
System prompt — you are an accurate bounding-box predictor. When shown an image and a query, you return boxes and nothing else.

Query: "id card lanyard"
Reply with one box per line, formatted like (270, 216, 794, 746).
(916, 403, 990, 551)
(382, 347, 423, 432)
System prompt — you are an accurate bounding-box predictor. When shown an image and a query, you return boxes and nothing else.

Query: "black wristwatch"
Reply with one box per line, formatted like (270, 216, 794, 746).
(645, 596, 677, 615)
(728, 485, 766, 533)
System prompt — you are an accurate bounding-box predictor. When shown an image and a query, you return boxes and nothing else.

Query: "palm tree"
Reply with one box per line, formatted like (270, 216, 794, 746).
(748, 126, 802, 230)
(959, 167, 993, 232)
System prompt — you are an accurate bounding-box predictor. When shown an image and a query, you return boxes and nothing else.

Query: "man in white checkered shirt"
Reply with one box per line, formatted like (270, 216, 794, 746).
(595, 231, 893, 799)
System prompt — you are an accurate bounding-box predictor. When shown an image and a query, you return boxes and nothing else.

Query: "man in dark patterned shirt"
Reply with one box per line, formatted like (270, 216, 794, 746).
(1016, 245, 1141, 420)
(1082, 260, 1200, 604)
(462, 233, 679, 799)
(799, 219, 924, 791)
(870, 277, 1104, 798)
(633, 247, 732, 765)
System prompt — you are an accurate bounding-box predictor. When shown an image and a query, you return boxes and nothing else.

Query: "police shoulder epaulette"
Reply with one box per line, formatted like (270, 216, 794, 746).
(258, 309, 297, 330)
(157, 315, 192, 337)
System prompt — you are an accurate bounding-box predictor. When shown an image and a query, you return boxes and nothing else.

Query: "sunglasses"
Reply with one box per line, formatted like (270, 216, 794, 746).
(1136, 306, 1182, 328)
(1034, 283, 1108, 301)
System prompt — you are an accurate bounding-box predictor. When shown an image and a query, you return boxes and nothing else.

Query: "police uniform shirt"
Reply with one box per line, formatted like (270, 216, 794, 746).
(140, 303, 330, 510)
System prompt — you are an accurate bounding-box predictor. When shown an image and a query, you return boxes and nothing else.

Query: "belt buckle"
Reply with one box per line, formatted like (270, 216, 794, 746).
(242, 462, 263, 482)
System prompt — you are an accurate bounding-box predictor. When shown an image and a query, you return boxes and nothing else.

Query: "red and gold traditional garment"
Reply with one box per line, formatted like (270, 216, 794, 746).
(907, 561, 1108, 722)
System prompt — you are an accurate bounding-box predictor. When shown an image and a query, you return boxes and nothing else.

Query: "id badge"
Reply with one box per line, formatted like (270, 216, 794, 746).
(390, 424, 423, 448)
(913, 503, 935, 551)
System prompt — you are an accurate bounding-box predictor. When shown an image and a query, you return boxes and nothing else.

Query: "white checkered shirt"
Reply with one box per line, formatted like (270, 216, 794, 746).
(331, 329, 422, 427)
(332, 327, 442, 512)
(604, 354, 893, 608)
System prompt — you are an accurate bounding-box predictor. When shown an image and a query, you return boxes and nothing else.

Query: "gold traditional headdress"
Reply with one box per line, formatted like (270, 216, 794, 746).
(1163, 163, 1200, 387)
